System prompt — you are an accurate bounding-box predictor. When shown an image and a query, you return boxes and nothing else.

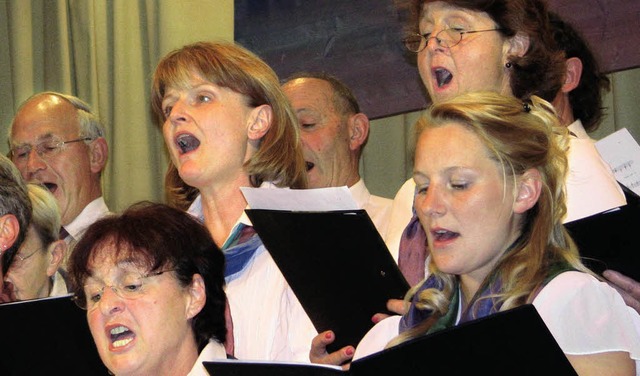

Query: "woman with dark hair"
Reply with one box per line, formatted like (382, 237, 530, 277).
(68, 201, 229, 376)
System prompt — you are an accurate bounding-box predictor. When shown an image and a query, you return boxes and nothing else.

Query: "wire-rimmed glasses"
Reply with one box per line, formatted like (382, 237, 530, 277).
(73, 269, 174, 310)
(10, 137, 94, 166)
(403, 28, 504, 52)
(11, 248, 43, 268)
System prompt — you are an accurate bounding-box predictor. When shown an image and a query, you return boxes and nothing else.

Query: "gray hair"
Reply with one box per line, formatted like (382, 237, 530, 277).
(0, 154, 32, 274)
(8, 91, 106, 143)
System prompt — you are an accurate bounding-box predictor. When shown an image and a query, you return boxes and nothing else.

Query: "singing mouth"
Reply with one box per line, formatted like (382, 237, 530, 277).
(432, 229, 459, 241)
(434, 68, 453, 88)
(176, 134, 200, 154)
(110, 325, 135, 348)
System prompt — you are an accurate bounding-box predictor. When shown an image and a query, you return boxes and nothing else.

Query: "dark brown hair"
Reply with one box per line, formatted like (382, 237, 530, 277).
(69, 201, 226, 349)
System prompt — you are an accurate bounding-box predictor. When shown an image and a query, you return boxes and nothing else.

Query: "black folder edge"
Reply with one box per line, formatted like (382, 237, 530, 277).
(245, 209, 410, 353)
(0, 294, 110, 375)
(203, 304, 577, 375)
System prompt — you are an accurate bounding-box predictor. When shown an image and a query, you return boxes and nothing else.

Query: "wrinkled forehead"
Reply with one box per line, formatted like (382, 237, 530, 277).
(86, 239, 152, 276)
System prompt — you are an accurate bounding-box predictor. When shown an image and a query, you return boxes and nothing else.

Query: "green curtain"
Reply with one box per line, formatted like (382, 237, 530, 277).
(1, 0, 638, 205)
(0, 0, 234, 212)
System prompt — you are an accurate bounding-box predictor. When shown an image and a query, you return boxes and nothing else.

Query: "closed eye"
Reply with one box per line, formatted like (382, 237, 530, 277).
(450, 181, 469, 190)
(122, 282, 143, 293)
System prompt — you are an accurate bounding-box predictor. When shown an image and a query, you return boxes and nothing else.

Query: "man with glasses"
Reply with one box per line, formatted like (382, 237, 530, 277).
(7, 92, 109, 267)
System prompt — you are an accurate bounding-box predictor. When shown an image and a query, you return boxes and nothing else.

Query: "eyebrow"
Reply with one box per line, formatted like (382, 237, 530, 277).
(11, 133, 58, 147)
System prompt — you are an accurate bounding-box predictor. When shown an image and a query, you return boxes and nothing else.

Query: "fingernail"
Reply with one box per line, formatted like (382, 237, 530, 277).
(345, 347, 354, 356)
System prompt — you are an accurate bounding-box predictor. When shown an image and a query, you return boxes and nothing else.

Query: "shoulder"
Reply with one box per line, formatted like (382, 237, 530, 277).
(534, 271, 640, 357)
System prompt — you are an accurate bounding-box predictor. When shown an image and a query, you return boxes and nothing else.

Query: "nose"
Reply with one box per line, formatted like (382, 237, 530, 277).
(425, 31, 446, 53)
(416, 185, 446, 218)
(25, 149, 47, 176)
(97, 286, 125, 315)
(168, 98, 191, 125)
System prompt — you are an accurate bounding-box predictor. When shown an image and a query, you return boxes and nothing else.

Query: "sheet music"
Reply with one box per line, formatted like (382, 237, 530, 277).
(595, 128, 640, 196)
(240, 186, 359, 211)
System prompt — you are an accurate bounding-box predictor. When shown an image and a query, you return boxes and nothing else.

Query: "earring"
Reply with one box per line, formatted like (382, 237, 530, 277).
(505, 61, 513, 68)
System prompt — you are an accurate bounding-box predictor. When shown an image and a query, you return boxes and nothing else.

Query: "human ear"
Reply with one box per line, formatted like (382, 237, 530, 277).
(0, 214, 20, 254)
(506, 32, 530, 59)
(89, 137, 109, 174)
(46, 240, 66, 277)
(348, 113, 370, 151)
(185, 273, 206, 320)
(561, 57, 583, 94)
(513, 168, 542, 214)
(247, 104, 273, 141)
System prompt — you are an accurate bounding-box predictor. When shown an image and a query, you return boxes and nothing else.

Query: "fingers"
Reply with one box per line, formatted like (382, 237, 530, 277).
(387, 298, 409, 315)
(309, 330, 354, 366)
(372, 312, 390, 324)
(603, 270, 640, 314)
(603, 270, 640, 296)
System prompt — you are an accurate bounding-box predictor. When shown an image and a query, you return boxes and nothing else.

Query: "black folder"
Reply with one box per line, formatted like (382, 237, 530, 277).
(203, 304, 577, 375)
(245, 209, 410, 353)
(0, 295, 109, 375)
(565, 184, 640, 280)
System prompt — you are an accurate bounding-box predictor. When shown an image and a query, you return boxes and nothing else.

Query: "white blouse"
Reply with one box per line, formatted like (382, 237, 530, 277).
(354, 271, 640, 374)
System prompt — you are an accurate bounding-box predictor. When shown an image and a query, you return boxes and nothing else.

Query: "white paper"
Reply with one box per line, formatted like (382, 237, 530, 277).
(240, 186, 359, 211)
(595, 128, 640, 196)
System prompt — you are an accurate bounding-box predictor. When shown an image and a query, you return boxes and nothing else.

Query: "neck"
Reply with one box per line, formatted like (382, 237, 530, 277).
(200, 185, 250, 247)
(551, 93, 574, 127)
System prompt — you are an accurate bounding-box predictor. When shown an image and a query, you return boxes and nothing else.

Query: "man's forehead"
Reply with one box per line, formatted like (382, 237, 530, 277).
(11, 101, 79, 140)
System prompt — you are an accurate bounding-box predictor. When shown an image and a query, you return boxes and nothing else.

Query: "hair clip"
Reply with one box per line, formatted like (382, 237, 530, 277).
(523, 101, 531, 113)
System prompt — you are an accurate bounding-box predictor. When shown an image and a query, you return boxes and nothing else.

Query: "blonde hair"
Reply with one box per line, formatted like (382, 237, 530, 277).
(151, 41, 307, 189)
(26, 183, 61, 247)
(393, 92, 593, 345)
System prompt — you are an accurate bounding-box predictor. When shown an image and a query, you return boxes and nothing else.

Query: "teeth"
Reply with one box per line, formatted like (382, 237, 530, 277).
(110, 326, 129, 335)
(113, 338, 133, 348)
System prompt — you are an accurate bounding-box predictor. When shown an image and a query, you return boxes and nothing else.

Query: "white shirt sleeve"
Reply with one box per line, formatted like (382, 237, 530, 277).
(533, 271, 640, 362)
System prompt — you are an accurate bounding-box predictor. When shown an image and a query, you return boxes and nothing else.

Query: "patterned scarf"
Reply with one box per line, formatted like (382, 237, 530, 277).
(397, 191, 428, 286)
(400, 261, 573, 335)
(222, 223, 264, 282)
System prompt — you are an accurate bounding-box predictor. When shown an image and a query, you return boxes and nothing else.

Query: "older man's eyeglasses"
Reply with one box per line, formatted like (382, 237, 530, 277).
(10, 137, 93, 165)
(74, 269, 174, 310)
(403, 28, 504, 52)
(11, 248, 42, 268)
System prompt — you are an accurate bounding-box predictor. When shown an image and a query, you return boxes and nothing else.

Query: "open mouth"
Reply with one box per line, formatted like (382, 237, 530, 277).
(305, 161, 314, 171)
(433, 68, 453, 88)
(176, 134, 200, 154)
(41, 182, 58, 194)
(431, 229, 459, 242)
(110, 325, 135, 348)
